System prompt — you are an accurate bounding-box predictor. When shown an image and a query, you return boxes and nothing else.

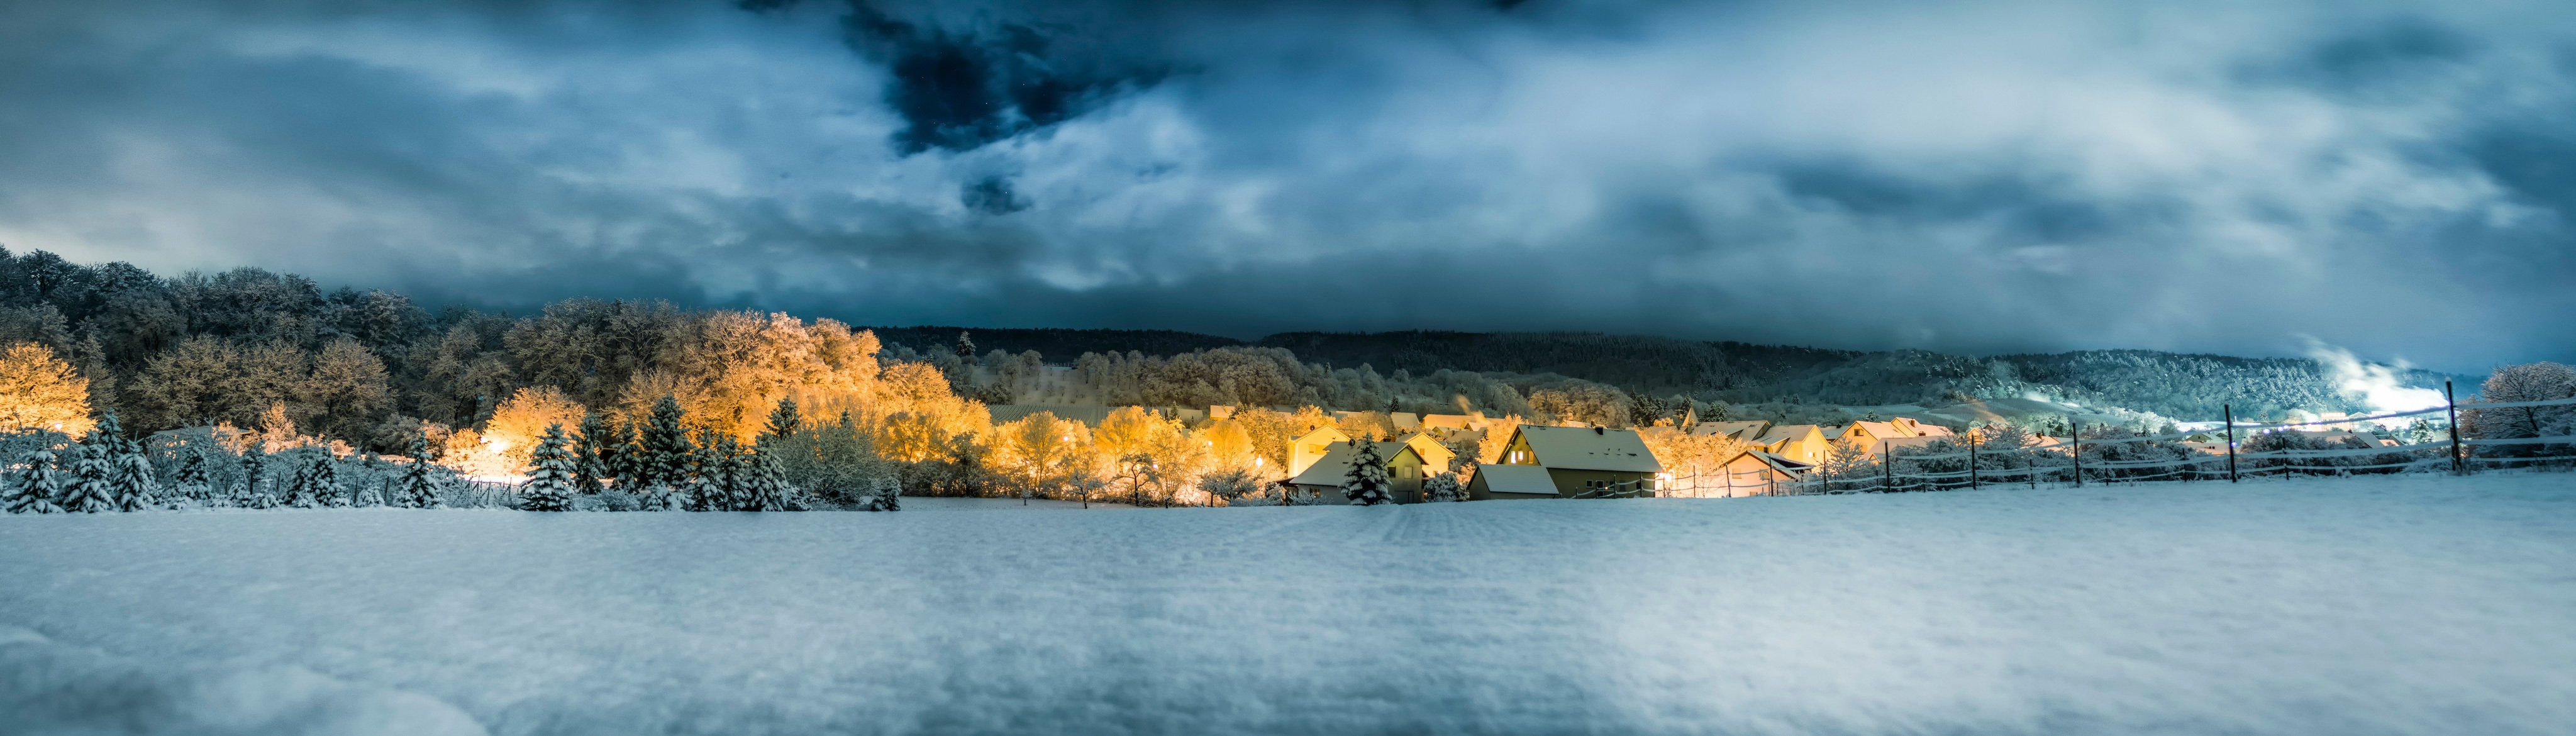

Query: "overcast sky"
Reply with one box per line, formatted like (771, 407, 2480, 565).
(2, 0, 2571, 371)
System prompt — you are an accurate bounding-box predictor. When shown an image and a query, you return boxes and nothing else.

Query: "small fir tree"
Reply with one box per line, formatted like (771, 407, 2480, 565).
(350, 455, 386, 507)
(57, 442, 117, 513)
(285, 453, 342, 508)
(762, 398, 800, 446)
(236, 446, 278, 508)
(94, 411, 159, 511)
(6, 447, 64, 514)
(572, 413, 611, 494)
(740, 449, 797, 511)
(601, 416, 640, 489)
(1341, 440, 1393, 505)
(397, 438, 447, 509)
(172, 447, 214, 506)
(519, 424, 575, 512)
(1423, 471, 1465, 502)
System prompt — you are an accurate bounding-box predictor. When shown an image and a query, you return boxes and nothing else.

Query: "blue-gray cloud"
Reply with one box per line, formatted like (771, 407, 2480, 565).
(0, 0, 2570, 372)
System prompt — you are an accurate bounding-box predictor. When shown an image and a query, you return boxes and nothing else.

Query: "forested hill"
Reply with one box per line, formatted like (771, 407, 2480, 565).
(865, 326, 1246, 362)
(872, 326, 2454, 422)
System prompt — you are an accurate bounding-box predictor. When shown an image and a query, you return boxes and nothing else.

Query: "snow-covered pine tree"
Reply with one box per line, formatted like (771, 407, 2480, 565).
(396, 437, 446, 509)
(350, 455, 386, 507)
(1341, 440, 1393, 505)
(863, 471, 902, 512)
(682, 429, 721, 511)
(172, 446, 214, 505)
(740, 447, 797, 511)
(572, 413, 609, 494)
(519, 423, 575, 512)
(713, 434, 749, 511)
(6, 447, 64, 514)
(762, 398, 799, 447)
(57, 442, 116, 513)
(93, 411, 159, 512)
(640, 396, 691, 489)
(285, 452, 342, 508)
(236, 445, 276, 508)
(601, 416, 639, 489)
(1423, 471, 1465, 502)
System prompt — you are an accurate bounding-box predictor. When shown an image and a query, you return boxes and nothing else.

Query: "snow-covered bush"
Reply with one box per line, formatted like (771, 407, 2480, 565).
(6, 446, 64, 514)
(1423, 471, 1464, 502)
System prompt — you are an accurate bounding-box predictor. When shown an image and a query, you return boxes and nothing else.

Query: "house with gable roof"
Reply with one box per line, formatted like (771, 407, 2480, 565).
(1471, 425, 1663, 499)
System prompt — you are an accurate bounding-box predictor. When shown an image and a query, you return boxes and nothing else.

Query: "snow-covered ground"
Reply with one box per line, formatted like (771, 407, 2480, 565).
(4, 474, 2573, 735)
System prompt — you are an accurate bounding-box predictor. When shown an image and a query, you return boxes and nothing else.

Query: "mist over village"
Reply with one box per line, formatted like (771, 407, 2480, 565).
(3, 1, 2573, 735)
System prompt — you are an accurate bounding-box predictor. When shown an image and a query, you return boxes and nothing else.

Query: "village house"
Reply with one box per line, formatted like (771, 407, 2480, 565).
(1707, 449, 1813, 498)
(1753, 425, 1832, 465)
(1287, 439, 1431, 504)
(1690, 420, 1770, 442)
(1287, 427, 1456, 476)
(1470, 425, 1663, 498)
(1418, 414, 1474, 433)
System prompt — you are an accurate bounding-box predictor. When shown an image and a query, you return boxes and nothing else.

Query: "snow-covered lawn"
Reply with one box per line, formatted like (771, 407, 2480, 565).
(4, 474, 2573, 735)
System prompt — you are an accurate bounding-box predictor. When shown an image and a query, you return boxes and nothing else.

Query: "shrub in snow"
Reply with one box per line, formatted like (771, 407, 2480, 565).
(1423, 471, 1464, 503)
(236, 447, 279, 509)
(6, 447, 64, 513)
(520, 424, 576, 512)
(1198, 467, 1262, 506)
(57, 443, 116, 513)
(1341, 441, 1392, 505)
(858, 472, 901, 511)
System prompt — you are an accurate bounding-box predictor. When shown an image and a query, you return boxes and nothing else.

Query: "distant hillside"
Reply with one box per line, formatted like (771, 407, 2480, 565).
(864, 326, 1245, 360)
(901, 328, 2460, 423)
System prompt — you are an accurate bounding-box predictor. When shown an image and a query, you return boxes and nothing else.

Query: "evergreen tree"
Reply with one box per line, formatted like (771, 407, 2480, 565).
(639, 396, 690, 489)
(602, 416, 640, 489)
(519, 423, 575, 512)
(572, 413, 610, 494)
(6, 447, 64, 514)
(1341, 440, 1392, 505)
(1423, 471, 1465, 503)
(172, 446, 214, 506)
(762, 398, 799, 447)
(684, 428, 724, 511)
(350, 454, 386, 507)
(285, 452, 341, 508)
(237, 445, 277, 508)
(955, 330, 976, 358)
(740, 448, 798, 511)
(94, 411, 158, 511)
(396, 437, 446, 509)
(57, 442, 116, 513)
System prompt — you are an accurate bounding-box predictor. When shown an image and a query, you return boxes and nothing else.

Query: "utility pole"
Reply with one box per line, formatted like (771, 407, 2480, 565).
(2224, 404, 2238, 483)
(1968, 435, 1979, 491)
(2446, 381, 2464, 475)
(2070, 416, 2083, 488)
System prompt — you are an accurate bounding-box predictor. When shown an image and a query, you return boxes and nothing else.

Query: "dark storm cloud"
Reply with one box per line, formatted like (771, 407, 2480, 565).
(1, 0, 2572, 371)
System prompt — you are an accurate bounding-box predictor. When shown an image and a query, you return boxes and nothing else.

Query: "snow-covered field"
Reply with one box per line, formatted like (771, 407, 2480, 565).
(4, 474, 2573, 735)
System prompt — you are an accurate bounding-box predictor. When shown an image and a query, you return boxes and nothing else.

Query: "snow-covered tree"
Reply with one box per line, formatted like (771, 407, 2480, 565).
(2462, 362, 2576, 460)
(572, 413, 610, 494)
(762, 398, 799, 445)
(519, 423, 575, 512)
(1197, 467, 1262, 506)
(397, 437, 446, 509)
(236, 445, 277, 508)
(57, 442, 116, 513)
(91, 411, 159, 512)
(1341, 440, 1392, 505)
(1423, 471, 1465, 503)
(171, 446, 214, 506)
(0, 342, 94, 437)
(740, 449, 799, 511)
(638, 395, 691, 489)
(6, 447, 64, 513)
(350, 455, 386, 507)
(284, 452, 341, 508)
(600, 416, 639, 489)
(1813, 440, 1879, 493)
(859, 471, 902, 511)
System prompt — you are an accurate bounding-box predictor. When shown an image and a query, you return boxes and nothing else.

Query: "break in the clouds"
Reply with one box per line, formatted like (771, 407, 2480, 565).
(1, 0, 2571, 370)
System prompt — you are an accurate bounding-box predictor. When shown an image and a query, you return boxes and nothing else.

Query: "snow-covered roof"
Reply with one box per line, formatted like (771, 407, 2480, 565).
(1419, 414, 1474, 430)
(1692, 420, 1768, 439)
(1472, 464, 1558, 496)
(1289, 440, 1418, 487)
(1513, 426, 1662, 473)
(1846, 421, 1910, 439)
(1755, 425, 1823, 445)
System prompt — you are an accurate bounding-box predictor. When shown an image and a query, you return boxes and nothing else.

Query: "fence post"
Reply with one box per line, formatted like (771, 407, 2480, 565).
(2224, 403, 2238, 483)
(2070, 416, 2082, 488)
(1881, 442, 1892, 492)
(2446, 380, 2463, 474)
(1969, 437, 1979, 490)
